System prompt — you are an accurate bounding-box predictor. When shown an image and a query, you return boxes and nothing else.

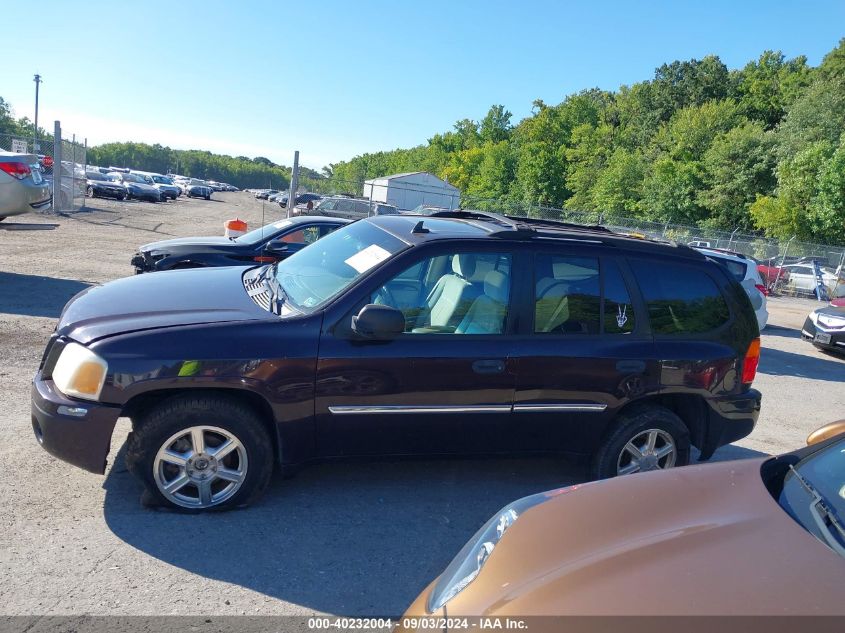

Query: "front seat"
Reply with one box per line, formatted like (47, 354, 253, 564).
(455, 270, 510, 334)
(416, 254, 482, 329)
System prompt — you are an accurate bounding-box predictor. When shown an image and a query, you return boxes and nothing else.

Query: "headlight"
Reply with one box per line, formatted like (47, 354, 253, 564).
(809, 311, 819, 324)
(428, 488, 571, 611)
(52, 342, 108, 401)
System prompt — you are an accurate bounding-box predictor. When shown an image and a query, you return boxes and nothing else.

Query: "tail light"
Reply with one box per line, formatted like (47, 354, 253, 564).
(742, 338, 761, 386)
(0, 161, 32, 180)
(253, 256, 276, 263)
(755, 283, 768, 296)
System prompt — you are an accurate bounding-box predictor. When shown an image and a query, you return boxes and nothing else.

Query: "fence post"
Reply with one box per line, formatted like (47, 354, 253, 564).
(288, 150, 299, 219)
(52, 121, 62, 212)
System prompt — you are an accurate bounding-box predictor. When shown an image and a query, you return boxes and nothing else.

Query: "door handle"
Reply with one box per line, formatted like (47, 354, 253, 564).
(473, 359, 505, 374)
(616, 360, 646, 373)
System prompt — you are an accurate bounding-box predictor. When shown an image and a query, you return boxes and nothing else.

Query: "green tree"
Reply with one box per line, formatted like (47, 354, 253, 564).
(479, 105, 512, 144)
(640, 158, 705, 224)
(590, 148, 646, 215)
(651, 55, 730, 122)
(812, 136, 845, 242)
(698, 121, 777, 229)
(735, 50, 813, 128)
(776, 76, 845, 159)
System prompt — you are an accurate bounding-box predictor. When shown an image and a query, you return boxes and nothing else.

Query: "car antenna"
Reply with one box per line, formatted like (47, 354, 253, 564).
(412, 221, 430, 234)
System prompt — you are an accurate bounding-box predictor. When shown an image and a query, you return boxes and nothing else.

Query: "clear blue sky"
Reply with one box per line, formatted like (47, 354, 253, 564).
(2, 0, 843, 170)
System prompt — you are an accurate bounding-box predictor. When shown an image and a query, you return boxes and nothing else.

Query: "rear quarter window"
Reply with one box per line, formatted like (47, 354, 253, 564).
(630, 260, 730, 335)
(710, 256, 747, 282)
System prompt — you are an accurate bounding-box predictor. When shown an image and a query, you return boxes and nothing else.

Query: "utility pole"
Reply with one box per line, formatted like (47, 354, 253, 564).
(287, 151, 300, 219)
(33, 74, 42, 153)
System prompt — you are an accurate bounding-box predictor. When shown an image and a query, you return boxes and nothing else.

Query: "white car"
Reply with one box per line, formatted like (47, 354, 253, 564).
(696, 248, 768, 331)
(782, 263, 844, 297)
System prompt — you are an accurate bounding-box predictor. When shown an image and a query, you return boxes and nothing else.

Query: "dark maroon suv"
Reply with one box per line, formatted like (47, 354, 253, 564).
(32, 211, 762, 511)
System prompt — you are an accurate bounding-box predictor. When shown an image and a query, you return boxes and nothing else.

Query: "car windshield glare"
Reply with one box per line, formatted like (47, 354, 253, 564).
(273, 220, 406, 311)
(235, 220, 294, 244)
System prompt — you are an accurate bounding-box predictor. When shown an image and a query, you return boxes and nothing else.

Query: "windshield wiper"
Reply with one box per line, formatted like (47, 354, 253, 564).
(788, 465, 845, 558)
(254, 264, 285, 315)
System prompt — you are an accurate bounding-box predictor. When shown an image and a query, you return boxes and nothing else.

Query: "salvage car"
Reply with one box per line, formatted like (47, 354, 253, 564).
(86, 171, 127, 200)
(0, 150, 52, 220)
(802, 304, 845, 353)
(142, 173, 181, 200)
(185, 183, 213, 200)
(401, 421, 845, 619)
(112, 172, 161, 202)
(307, 195, 399, 219)
(31, 211, 761, 511)
(131, 216, 348, 272)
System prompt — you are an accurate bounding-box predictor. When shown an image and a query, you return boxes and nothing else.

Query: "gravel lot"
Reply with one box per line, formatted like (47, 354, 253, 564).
(1, 195, 844, 616)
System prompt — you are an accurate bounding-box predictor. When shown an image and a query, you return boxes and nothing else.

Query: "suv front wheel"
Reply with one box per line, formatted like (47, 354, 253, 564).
(592, 405, 690, 480)
(126, 395, 274, 511)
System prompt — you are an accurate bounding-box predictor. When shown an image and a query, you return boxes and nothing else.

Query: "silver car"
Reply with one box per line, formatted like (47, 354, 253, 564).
(0, 151, 51, 220)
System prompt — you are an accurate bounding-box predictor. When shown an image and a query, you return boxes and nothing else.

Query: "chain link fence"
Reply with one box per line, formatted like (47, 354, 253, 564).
(0, 127, 87, 213)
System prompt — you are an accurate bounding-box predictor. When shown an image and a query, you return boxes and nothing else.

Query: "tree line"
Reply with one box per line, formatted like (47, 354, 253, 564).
(327, 40, 845, 244)
(3, 39, 843, 242)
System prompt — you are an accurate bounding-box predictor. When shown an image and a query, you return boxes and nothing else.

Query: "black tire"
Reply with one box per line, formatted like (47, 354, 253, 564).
(204, 195, 211, 200)
(591, 405, 690, 480)
(87, 185, 94, 197)
(125, 394, 274, 511)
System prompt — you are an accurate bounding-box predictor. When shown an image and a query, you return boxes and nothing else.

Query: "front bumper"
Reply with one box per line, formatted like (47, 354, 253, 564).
(31, 373, 121, 474)
(699, 388, 761, 460)
(802, 316, 845, 351)
(92, 185, 125, 199)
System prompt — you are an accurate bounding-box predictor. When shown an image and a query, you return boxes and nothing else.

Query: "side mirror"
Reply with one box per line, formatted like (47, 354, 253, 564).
(264, 239, 295, 255)
(352, 304, 405, 340)
(806, 420, 845, 446)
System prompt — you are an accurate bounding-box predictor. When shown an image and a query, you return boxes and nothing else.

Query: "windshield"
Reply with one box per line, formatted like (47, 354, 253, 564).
(152, 175, 173, 184)
(779, 438, 845, 555)
(86, 172, 107, 181)
(122, 173, 146, 183)
(273, 220, 406, 312)
(235, 220, 293, 244)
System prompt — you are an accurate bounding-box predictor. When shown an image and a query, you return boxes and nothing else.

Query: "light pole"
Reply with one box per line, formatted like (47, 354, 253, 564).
(33, 74, 42, 152)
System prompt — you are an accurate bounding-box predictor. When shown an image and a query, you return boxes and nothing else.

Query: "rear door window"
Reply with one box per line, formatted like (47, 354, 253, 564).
(629, 260, 730, 334)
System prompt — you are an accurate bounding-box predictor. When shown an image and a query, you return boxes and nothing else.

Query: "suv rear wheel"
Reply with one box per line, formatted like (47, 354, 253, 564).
(592, 405, 690, 480)
(125, 395, 274, 511)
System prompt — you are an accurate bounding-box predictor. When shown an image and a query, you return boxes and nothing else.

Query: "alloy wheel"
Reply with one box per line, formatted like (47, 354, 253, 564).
(616, 428, 676, 476)
(153, 425, 248, 508)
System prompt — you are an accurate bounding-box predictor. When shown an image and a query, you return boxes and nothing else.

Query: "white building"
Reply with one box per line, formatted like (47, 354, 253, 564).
(362, 171, 460, 212)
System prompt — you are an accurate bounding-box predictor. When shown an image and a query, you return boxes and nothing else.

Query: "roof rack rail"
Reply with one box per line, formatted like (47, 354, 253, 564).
(428, 209, 535, 238)
(503, 215, 614, 234)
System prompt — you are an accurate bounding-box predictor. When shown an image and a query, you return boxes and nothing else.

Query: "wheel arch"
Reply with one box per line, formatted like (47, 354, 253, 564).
(122, 387, 281, 463)
(610, 394, 709, 457)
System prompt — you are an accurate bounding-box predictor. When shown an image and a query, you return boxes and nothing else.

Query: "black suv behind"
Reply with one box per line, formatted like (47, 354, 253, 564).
(32, 212, 761, 510)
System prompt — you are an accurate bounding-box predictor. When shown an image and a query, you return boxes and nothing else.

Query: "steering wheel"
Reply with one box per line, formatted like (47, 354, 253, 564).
(372, 285, 397, 306)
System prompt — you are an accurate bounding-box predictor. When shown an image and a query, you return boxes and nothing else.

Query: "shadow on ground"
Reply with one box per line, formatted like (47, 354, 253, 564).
(758, 345, 845, 381)
(0, 272, 92, 318)
(762, 325, 802, 339)
(103, 440, 764, 615)
(103, 449, 578, 615)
